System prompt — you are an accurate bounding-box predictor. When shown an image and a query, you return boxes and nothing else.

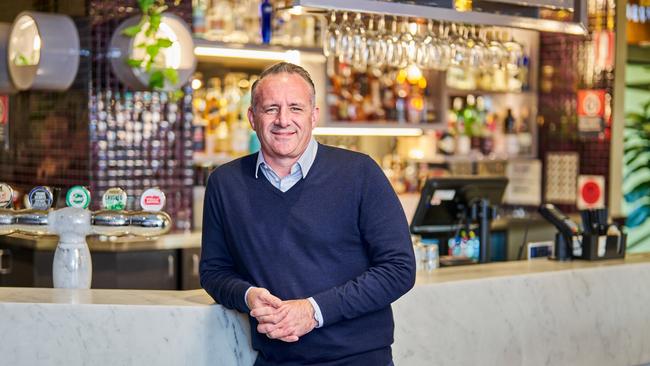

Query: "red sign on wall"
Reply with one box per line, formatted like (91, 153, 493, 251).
(577, 175, 605, 210)
(594, 30, 614, 70)
(0, 95, 7, 124)
(577, 90, 606, 134)
(577, 90, 606, 117)
(0, 95, 7, 146)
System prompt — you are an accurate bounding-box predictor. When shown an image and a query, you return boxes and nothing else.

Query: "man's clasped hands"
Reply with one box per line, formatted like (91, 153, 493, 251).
(247, 287, 318, 342)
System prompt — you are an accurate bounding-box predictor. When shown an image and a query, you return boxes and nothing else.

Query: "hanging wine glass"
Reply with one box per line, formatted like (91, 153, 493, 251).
(386, 16, 403, 68)
(372, 15, 388, 68)
(351, 13, 368, 72)
(337, 12, 354, 64)
(485, 28, 509, 91)
(502, 29, 524, 73)
(366, 16, 379, 67)
(432, 21, 451, 71)
(323, 12, 339, 58)
(416, 20, 432, 70)
(466, 25, 488, 69)
(486, 28, 507, 70)
(415, 20, 435, 69)
(449, 24, 469, 68)
(398, 17, 416, 68)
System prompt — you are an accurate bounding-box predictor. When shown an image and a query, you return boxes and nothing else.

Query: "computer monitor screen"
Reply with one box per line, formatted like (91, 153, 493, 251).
(410, 176, 508, 234)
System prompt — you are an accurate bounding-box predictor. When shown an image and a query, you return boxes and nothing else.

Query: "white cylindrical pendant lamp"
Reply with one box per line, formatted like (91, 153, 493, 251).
(109, 13, 196, 91)
(7, 11, 80, 91)
(0, 23, 17, 94)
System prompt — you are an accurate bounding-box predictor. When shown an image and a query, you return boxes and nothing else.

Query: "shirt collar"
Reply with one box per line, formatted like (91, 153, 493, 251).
(255, 138, 318, 179)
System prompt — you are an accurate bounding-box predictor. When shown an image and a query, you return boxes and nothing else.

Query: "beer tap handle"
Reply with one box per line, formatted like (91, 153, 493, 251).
(0, 183, 13, 209)
(128, 211, 172, 237)
(13, 209, 54, 236)
(90, 187, 172, 237)
(90, 210, 172, 237)
(0, 208, 16, 235)
(91, 210, 131, 236)
(128, 187, 171, 236)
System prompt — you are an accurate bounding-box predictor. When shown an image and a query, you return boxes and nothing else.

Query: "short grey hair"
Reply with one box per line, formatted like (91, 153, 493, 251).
(250, 62, 316, 111)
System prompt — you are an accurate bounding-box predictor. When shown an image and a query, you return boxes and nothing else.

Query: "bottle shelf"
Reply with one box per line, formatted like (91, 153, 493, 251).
(315, 122, 445, 136)
(193, 38, 326, 68)
(446, 88, 536, 97)
(324, 121, 445, 129)
(404, 154, 538, 164)
(192, 152, 238, 167)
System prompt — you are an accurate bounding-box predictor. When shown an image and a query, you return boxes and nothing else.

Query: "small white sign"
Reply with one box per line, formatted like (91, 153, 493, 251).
(528, 241, 554, 260)
(504, 159, 542, 206)
(431, 189, 456, 205)
(545, 153, 579, 204)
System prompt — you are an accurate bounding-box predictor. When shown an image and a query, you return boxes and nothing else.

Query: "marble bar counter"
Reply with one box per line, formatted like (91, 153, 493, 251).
(2, 254, 650, 366)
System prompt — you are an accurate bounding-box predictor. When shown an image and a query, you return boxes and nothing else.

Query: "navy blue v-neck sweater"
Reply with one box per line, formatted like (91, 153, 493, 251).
(200, 144, 416, 366)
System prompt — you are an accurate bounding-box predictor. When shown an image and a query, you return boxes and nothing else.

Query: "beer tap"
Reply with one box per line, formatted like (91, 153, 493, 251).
(0, 184, 172, 289)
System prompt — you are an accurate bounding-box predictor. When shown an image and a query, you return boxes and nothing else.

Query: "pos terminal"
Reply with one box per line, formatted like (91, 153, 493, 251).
(410, 176, 508, 264)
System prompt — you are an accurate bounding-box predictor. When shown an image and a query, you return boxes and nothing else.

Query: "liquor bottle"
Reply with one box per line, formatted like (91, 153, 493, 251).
(192, 0, 207, 36)
(382, 88, 397, 122)
(504, 108, 520, 157)
(192, 85, 207, 154)
(271, 0, 290, 46)
(206, 0, 233, 41)
(244, 0, 261, 44)
(462, 94, 479, 151)
(476, 96, 493, 155)
(230, 1, 251, 43)
(369, 76, 384, 120)
(205, 78, 223, 154)
(517, 106, 533, 156)
(223, 74, 242, 127)
(395, 96, 406, 124)
(239, 75, 257, 123)
(519, 54, 530, 91)
(214, 118, 231, 154)
(453, 97, 470, 155)
(302, 15, 316, 47)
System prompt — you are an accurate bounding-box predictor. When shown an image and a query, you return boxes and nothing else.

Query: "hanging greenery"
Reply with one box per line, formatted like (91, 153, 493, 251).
(121, 0, 181, 90)
(623, 100, 650, 249)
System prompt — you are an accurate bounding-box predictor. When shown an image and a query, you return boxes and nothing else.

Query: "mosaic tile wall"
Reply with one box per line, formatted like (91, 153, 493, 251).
(0, 0, 194, 230)
(0, 0, 90, 208)
(89, 0, 194, 230)
(538, 2, 615, 213)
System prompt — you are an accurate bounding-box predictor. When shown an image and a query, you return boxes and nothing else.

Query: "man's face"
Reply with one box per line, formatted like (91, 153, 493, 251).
(248, 73, 319, 162)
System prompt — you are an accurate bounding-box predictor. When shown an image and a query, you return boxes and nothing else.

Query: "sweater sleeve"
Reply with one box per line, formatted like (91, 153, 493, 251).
(199, 172, 252, 313)
(312, 156, 416, 326)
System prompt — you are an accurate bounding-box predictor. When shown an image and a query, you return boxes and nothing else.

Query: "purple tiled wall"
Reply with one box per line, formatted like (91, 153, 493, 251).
(88, 0, 194, 230)
(0, 0, 194, 230)
(538, 4, 615, 213)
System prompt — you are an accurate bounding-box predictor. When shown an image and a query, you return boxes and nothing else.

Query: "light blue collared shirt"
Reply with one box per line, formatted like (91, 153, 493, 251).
(246, 138, 324, 328)
(254, 138, 318, 192)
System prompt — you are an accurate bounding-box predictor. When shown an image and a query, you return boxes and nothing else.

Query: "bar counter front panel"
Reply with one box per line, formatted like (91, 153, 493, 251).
(1, 253, 649, 366)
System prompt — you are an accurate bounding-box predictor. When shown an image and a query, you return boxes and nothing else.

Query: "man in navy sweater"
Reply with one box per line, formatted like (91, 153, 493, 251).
(200, 62, 416, 365)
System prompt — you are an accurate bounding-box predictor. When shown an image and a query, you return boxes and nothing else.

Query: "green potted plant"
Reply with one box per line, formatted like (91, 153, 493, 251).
(109, 0, 196, 92)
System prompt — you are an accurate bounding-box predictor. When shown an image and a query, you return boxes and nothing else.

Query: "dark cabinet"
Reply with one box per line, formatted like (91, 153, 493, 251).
(92, 250, 179, 290)
(0, 238, 196, 290)
(0, 244, 54, 287)
(180, 247, 201, 290)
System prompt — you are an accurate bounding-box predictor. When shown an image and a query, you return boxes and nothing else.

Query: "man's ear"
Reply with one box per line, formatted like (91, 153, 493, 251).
(311, 106, 320, 129)
(248, 106, 256, 130)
